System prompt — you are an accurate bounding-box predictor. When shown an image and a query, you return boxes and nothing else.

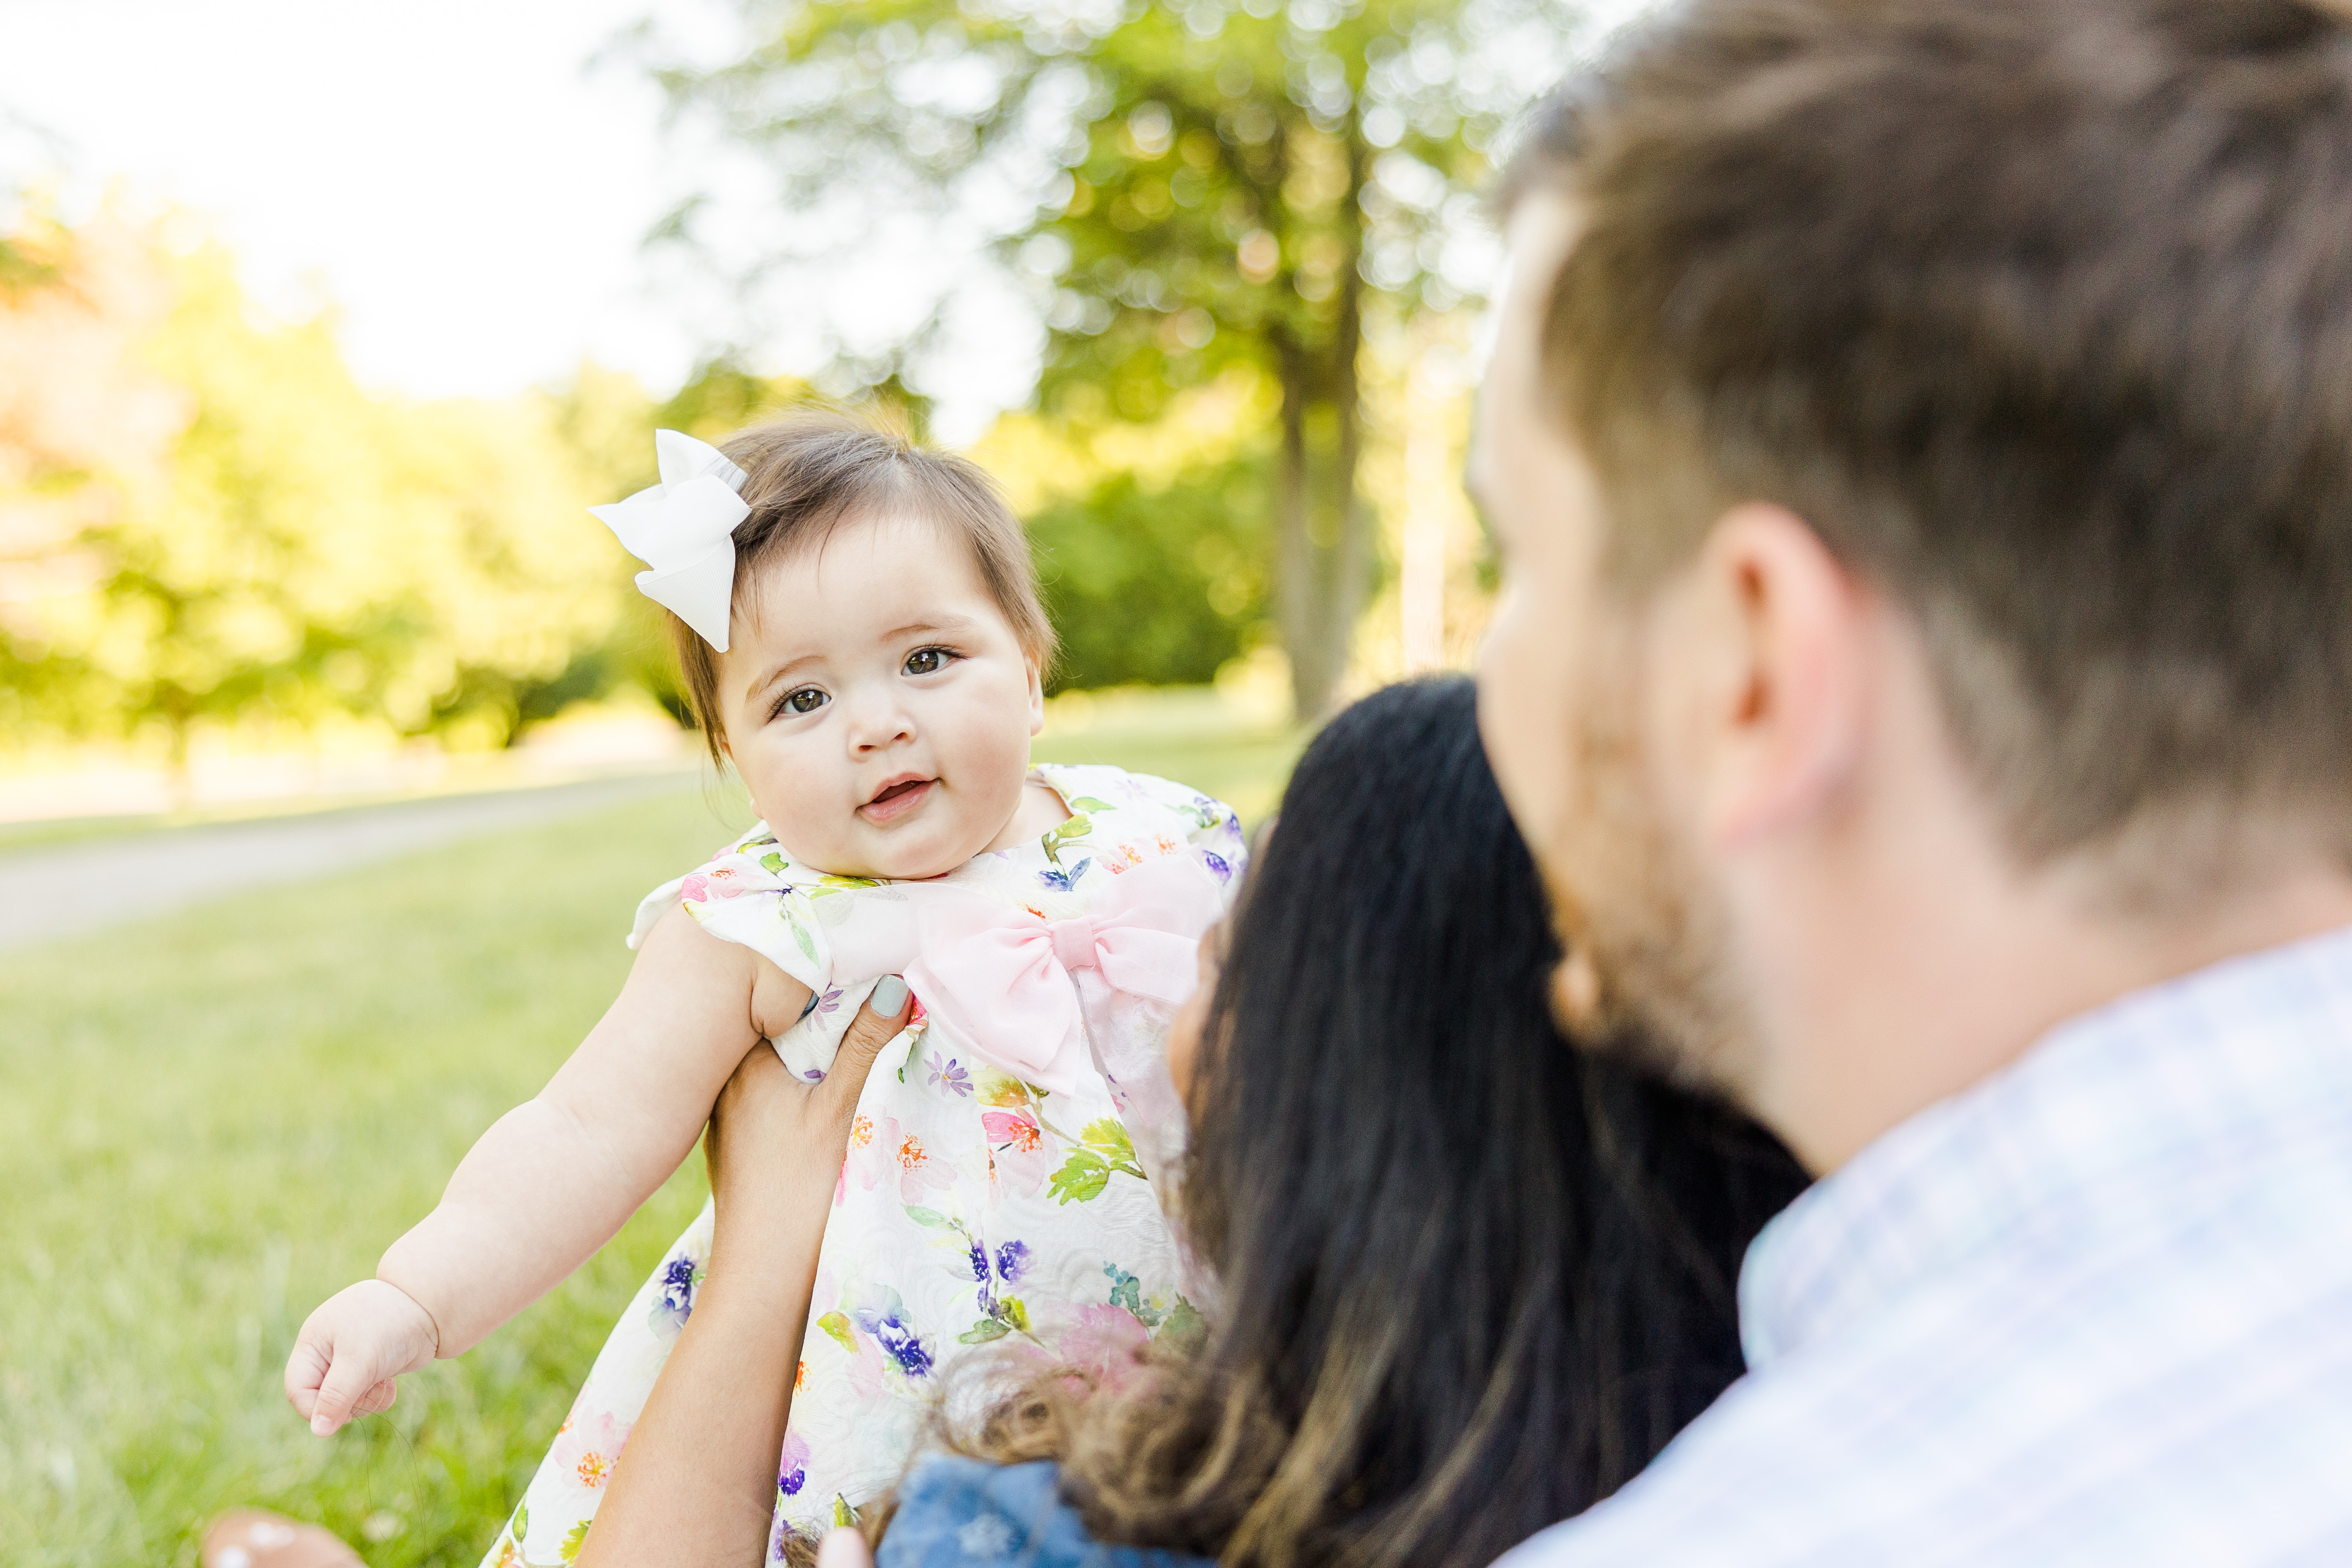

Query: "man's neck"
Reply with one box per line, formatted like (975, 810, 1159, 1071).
(1733, 793, 2352, 1175)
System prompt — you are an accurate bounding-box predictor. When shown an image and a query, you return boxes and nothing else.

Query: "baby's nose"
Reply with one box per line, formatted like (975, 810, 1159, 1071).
(845, 697, 915, 749)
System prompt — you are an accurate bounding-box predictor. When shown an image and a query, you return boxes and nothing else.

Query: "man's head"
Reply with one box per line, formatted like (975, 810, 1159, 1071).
(1474, 0, 2352, 1159)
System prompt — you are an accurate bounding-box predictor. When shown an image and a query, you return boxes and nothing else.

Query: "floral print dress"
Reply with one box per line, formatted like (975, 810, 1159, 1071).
(481, 764, 1246, 1567)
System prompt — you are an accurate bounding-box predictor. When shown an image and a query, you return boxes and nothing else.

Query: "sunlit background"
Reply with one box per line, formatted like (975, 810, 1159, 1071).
(2, 0, 1650, 1560)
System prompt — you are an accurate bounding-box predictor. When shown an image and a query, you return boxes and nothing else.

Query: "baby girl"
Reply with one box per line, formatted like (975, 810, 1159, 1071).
(284, 416, 1246, 1564)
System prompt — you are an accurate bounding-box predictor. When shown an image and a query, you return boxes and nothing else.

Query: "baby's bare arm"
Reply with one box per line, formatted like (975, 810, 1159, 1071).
(379, 908, 808, 1354)
(288, 908, 811, 1435)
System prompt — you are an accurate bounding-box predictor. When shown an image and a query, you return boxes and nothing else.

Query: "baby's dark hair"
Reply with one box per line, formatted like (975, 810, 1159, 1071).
(665, 412, 1056, 766)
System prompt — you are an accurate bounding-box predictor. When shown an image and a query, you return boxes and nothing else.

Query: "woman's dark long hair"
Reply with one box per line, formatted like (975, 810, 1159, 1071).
(954, 677, 1808, 1568)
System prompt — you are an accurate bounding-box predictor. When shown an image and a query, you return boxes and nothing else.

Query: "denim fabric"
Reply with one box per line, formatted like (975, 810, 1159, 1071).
(878, 1456, 1214, 1568)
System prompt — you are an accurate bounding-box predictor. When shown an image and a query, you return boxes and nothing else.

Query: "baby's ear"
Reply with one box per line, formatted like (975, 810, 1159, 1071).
(1025, 652, 1046, 735)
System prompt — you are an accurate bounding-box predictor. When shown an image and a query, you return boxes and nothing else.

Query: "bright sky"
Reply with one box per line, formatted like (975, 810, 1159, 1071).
(0, 0, 1662, 427)
(0, 0, 696, 401)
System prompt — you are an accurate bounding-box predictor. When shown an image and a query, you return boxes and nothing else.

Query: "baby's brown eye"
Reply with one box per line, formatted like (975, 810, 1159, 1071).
(784, 687, 827, 716)
(904, 647, 952, 676)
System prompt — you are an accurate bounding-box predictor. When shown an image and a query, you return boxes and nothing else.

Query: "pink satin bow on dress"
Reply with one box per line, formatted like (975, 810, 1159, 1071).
(882, 852, 1223, 1098)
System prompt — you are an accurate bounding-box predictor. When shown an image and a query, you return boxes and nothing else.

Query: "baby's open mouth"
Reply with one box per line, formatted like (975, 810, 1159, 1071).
(860, 775, 936, 824)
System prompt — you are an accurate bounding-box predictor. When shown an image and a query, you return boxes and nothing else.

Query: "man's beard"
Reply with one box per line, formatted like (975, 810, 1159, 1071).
(1541, 634, 1756, 1102)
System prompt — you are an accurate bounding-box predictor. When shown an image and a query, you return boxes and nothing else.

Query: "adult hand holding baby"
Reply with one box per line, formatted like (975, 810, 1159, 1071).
(575, 976, 915, 1568)
(702, 975, 912, 1292)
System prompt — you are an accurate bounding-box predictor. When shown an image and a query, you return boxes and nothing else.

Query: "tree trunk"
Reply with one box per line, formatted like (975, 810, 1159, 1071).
(1274, 343, 1330, 720)
(1265, 118, 1375, 725)
(1270, 343, 1371, 721)
(1325, 160, 1369, 709)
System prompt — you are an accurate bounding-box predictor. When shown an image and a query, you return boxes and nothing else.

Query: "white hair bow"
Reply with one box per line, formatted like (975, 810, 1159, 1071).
(590, 429, 750, 652)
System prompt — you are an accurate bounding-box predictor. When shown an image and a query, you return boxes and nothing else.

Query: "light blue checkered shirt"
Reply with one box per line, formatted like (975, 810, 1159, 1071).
(1501, 925, 2352, 1567)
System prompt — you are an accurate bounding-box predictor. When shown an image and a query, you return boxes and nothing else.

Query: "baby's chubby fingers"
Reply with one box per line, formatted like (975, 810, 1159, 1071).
(350, 1378, 399, 1418)
(283, 1333, 331, 1422)
(286, 1279, 439, 1436)
(310, 1354, 386, 1438)
(309, 1326, 415, 1437)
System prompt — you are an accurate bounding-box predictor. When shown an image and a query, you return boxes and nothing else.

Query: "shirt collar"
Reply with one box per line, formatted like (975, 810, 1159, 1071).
(1739, 923, 2352, 1369)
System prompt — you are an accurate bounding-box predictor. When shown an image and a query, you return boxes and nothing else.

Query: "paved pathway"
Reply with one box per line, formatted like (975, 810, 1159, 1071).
(0, 771, 696, 954)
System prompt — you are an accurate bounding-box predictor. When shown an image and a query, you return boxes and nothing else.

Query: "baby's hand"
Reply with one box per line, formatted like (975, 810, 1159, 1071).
(284, 1279, 440, 1436)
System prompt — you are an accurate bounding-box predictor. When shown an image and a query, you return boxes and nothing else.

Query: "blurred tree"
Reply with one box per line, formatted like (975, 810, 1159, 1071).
(0, 230, 47, 292)
(0, 213, 641, 784)
(0, 214, 190, 743)
(133, 244, 632, 765)
(975, 370, 1280, 691)
(0, 113, 63, 292)
(647, 0, 1569, 718)
(1029, 446, 1271, 690)
(653, 356, 826, 443)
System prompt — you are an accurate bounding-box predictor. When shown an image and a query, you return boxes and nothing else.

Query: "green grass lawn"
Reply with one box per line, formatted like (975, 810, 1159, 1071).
(0, 698, 1298, 1567)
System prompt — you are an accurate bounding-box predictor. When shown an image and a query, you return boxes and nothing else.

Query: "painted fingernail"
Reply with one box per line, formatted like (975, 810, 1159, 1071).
(869, 976, 909, 1017)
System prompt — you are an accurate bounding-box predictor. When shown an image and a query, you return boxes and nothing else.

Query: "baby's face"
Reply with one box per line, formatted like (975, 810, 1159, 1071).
(714, 513, 1045, 880)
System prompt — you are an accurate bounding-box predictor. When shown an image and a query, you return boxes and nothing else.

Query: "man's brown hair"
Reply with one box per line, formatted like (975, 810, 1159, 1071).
(1506, 0, 2352, 867)
(665, 413, 1055, 765)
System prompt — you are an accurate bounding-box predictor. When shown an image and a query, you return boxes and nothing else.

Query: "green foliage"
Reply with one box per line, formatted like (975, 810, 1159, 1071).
(1080, 1117, 1140, 1168)
(132, 240, 619, 751)
(1048, 1115, 1148, 1203)
(0, 232, 55, 293)
(1033, 0, 1484, 415)
(0, 224, 858, 762)
(651, 0, 1565, 716)
(1040, 811, 1094, 865)
(0, 220, 653, 760)
(1030, 446, 1270, 691)
(958, 1293, 1031, 1344)
(1157, 1295, 1208, 1353)
(651, 0, 1525, 396)
(1049, 1147, 1113, 1203)
(651, 357, 826, 449)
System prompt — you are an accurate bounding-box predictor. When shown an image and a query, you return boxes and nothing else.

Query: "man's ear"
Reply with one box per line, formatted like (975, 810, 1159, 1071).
(1683, 503, 1869, 849)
